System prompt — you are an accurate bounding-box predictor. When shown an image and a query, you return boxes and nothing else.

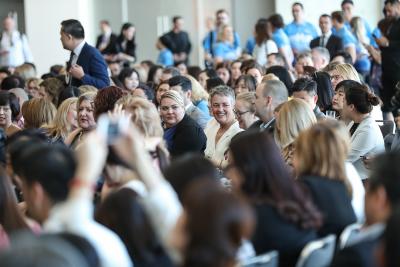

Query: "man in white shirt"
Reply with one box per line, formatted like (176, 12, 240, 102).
(0, 16, 33, 67)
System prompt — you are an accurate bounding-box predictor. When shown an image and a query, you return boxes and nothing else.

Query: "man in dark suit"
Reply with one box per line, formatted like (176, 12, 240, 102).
(95, 20, 118, 59)
(310, 14, 343, 59)
(331, 151, 400, 267)
(60, 19, 110, 89)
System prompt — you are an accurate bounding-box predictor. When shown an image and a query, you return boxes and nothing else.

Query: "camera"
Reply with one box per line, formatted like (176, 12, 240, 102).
(96, 114, 130, 145)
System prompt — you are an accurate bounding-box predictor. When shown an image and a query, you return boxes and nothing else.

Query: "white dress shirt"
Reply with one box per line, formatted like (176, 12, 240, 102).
(0, 30, 33, 67)
(44, 196, 133, 267)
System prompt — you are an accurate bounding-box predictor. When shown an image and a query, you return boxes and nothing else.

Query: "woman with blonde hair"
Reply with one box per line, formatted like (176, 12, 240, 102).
(65, 92, 97, 148)
(21, 98, 56, 129)
(213, 25, 241, 64)
(184, 74, 210, 116)
(26, 77, 42, 98)
(42, 97, 78, 143)
(275, 98, 317, 167)
(100, 96, 171, 199)
(350, 17, 371, 76)
(294, 122, 357, 236)
(235, 92, 258, 130)
(329, 63, 360, 90)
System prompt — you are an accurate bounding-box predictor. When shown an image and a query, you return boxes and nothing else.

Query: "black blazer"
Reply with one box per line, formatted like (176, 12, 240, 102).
(300, 175, 357, 237)
(169, 115, 206, 158)
(330, 235, 381, 267)
(251, 203, 318, 267)
(310, 35, 344, 59)
(95, 33, 119, 55)
(71, 43, 110, 89)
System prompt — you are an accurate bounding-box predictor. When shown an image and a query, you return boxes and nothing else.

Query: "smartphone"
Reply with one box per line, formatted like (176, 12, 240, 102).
(97, 114, 129, 144)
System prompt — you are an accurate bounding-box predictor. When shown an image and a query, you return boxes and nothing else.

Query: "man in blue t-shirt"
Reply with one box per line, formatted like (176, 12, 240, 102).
(284, 2, 318, 55)
(331, 11, 357, 63)
(341, 0, 373, 40)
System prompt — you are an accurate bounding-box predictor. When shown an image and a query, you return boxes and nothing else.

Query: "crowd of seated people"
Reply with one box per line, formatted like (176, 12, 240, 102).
(0, 1, 400, 267)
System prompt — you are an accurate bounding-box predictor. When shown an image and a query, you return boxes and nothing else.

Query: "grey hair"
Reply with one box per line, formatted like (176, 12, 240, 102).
(312, 47, 330, 63)
(210, 85, 235, 104)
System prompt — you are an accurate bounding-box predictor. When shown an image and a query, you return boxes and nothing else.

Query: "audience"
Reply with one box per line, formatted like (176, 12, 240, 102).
(0, 5, 397, 267)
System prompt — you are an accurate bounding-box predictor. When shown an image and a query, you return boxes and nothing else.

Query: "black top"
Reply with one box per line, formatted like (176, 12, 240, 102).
(168, 114, 206, 158)
(349, 123, 360, 136)
(300, 175, 357, 237)
(251, 202, 318, 267)
(330, 235, 381, 267)
(163, 30, 191, 55)
(95, 33, 119, 55)
(115, 36, 136, 60)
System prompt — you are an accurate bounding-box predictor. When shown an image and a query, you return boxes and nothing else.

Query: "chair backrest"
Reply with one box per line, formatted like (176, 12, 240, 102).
(242, 250, 279, 267)
(376, 120, 395, 138)
(338, 223, 363, 249)
(295, 235, 336, 267)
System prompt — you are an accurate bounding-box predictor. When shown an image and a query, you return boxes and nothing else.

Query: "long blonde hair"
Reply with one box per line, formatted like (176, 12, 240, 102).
(333, 63, 361, 82)
(295, 122, 352, 196)
(185, 74, 209, 102)
(275, 98, 317, 149)
(350, 16, 369, 45)
(42, 97, 78, 141)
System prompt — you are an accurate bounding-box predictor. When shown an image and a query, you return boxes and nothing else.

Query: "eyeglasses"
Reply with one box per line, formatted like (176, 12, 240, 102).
(330, 74, 343, 81)
(233, 109, 250, 117)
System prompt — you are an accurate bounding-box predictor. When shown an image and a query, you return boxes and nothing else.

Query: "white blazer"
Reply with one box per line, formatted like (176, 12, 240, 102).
(204, 118, 243, 169)
(346, 116, 384, 180)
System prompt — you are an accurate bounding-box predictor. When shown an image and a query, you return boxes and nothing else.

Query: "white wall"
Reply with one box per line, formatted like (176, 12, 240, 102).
(275, 0, 383, 35)
(24, 0, 97, 76)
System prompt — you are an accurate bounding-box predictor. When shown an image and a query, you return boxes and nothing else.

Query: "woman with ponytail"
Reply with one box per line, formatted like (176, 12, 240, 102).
(342, 83, 384, 180)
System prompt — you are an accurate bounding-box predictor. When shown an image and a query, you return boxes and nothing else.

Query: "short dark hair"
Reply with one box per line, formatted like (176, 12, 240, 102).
(163, 154, 219, 203)
(136, 82, 155, 101)
(0, 75, 25, 90)
(216, 9, 228, 16)
(173, 16, 182, 24)
(292, 2, 304, 9)
(384, 0, 400, 5)
(19, 144, 76, 203)
(206, 77, 225, 91)
(0, 91, 20, 120)
(331, 11, 345, 24)
(332, 51, 353, 64)
(369, 151, 400, 206)
(61, 19, 85, 39)
(168, 75, 192, 92)
(162, 67, 180, 77)
(100, 20, 110, 26)
(268, 14, 285, 29)
(320, 14, 331, 19)
(341, 0, 354, 7)
(292, 77, 317, 96)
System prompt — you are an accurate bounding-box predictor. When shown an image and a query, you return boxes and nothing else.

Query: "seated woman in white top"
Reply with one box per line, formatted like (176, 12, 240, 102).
(342, 83, 384, 180)
(252, 19, 278, 67)
(204, 85, 242, 169)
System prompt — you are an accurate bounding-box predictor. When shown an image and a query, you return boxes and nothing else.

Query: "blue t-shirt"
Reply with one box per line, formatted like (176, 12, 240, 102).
(194, 99, 211, 119)
(370, 27, 382, 48)
(272, 28, 294, 64)
(157, 48, 174, 67)
(212, 41, 239, 61)
(335, 27, 357, 49)
(284, 21, 318, 53)
(245, 36, 256, 54)
(203, 30, 240, 55)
